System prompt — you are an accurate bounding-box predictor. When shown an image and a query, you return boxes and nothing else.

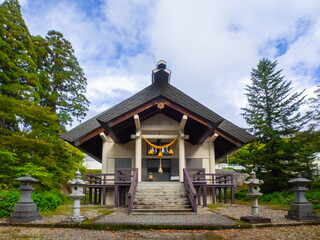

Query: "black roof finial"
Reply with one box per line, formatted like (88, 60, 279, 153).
(152, 60, 171, 85)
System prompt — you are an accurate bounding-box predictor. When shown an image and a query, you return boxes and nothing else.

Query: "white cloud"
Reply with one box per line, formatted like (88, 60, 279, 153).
(19, 0, 320, 129)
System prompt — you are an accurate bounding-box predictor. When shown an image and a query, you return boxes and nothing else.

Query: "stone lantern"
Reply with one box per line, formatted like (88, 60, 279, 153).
(65, 169, 87, 222)
(285, 175, 319, 221)
(8, 173, 42, 223)
(240, 171, 271, 223)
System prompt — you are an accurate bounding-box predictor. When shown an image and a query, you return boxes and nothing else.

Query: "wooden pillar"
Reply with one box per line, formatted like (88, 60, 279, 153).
(135, 130, 142, 182)
(209, 133, 218, 174)
(100, 132, 108, 174)
(179, 133, 186, 182)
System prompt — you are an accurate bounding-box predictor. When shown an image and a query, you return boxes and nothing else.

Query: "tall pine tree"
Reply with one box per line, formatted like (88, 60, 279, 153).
(241, 58, 311, 192)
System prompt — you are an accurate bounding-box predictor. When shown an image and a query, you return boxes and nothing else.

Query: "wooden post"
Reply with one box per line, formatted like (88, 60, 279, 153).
(100, 132, 108, 174)
(134, 115, 142, 182)
(179, 133, 186, 182)
(209, 133, 218, 174)
(135, 131, 142, 182)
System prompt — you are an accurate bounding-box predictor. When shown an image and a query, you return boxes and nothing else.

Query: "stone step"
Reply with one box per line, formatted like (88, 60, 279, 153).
(133, 204, 191, 209)
(135, 195, 187, 198)
(131, 208, 193, 213)
(130, 182, 193, 214)
(134, 197, 189, 201)
(134, 201, 190, 206)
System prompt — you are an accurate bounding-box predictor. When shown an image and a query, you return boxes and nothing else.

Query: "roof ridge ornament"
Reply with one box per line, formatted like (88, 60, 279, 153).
(152, 60, 171, 85)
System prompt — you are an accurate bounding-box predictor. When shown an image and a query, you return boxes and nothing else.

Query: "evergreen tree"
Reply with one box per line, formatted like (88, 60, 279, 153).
(0, 0, 39, 101)
(0, 0, 86, 190)
(241, 58, 311, 193)
(36, 30, 89, 129)
(309, 86, 320, 129)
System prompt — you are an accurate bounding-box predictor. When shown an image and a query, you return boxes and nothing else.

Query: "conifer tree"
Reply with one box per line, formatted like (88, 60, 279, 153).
(241, 58, 311, 192)
(0, 0, 39, 101)
(35, 30, 89, 128)
(309, 86, 320, 129)
(0, 0, 85, 190)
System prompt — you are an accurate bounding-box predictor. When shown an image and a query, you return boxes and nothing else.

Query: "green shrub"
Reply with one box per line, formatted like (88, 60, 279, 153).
(234, 186, 250, 201)
(31, 190, 66, 212)
(0, 188, 21, 218)
(0, 188, 67, 218)
(259, 191, 294, 206)
(306, 188, 320, 209)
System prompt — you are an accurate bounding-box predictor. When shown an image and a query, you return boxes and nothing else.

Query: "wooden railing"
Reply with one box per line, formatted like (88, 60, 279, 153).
(83, 173, 115, 205)
(183, 168, 198, 213)
(205, 173, 235, 204)
(205, 173, 234, 185)
(84, 173, 115, 185)
(127, 168, 138, 214)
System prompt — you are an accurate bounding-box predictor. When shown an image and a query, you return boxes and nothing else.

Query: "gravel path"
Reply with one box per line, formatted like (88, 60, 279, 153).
(1, 204, 319, 239)
(1, 225, 319, 239)
(93, 207, 235, 226)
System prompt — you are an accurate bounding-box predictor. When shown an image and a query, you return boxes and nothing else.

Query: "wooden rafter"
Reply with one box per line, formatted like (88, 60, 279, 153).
(75, 127, 104, 145)
(108, 100, 158, 127)
(163, 100, 210, 127)
(214, 129, 239, 146)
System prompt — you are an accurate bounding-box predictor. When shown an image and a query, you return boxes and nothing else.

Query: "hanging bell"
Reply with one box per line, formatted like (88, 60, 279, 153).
(158, 150, 163, 157)
(169, 149, 174, 155)
(158, 159, 163, 173)
(148, 148, 153, 155)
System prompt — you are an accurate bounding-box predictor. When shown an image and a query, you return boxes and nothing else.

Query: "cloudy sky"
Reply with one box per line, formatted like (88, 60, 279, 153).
(10, 0, 320, 128)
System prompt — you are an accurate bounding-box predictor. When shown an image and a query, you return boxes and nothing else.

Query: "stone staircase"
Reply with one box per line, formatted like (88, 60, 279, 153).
(131, 182, 194, 214)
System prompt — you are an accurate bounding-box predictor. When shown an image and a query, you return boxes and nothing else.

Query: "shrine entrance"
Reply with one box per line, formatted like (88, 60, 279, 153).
(147, 159, 171, 181)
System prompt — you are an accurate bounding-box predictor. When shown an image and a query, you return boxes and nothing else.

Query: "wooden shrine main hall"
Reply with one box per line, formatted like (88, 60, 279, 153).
(61, 61, 254, 213)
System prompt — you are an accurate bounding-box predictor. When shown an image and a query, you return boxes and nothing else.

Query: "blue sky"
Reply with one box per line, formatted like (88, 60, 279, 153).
(6, 0, 320, 128)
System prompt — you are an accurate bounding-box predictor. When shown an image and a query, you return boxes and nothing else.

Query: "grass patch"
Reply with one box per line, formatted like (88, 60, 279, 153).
(40, 204, 73, 217)
(41, 203, 114, 218)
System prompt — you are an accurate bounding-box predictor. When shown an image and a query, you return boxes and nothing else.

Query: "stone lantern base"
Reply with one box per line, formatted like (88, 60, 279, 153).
(8, 202, 42, 223)
(286, 203, 320, 221)
(62, 215, 88, 223)
(240, 215, 271, 224)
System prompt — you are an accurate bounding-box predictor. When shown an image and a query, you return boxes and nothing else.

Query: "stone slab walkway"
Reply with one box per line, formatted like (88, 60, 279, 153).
(92, 207, 236, 226)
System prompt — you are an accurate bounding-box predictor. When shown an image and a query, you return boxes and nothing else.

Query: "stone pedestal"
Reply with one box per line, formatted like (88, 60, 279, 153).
(285, 176, 320, 221)
(8, 174, 42, 223)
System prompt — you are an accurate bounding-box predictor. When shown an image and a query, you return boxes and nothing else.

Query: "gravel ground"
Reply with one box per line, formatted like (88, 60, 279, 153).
(212, 205, 298, 224)
(1, 204, 319, 239)
(93, 207, 235, 226)
(0, 225, 320, 239)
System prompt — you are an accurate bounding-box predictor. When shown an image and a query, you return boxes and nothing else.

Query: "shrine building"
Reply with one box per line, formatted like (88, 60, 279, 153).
(61, 60, 254, 210)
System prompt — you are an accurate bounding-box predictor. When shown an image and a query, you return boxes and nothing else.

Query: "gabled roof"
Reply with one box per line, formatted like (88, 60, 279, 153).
(61, 61, 255, 161)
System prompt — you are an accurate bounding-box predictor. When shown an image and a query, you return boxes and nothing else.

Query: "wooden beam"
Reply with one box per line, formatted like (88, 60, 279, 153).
(99, 132, 108, 142)
(163, 100, 210, 127)
(214, 129, 239, 146)
(75, 127, 104, 145)
(108, 100, 157, 127)
(179, 115, 188, 132)
(141, 125, 180, 131)
(134, 114, 140, 131)
(209, 133, 219, 142)
(131, 134, 189, 140)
